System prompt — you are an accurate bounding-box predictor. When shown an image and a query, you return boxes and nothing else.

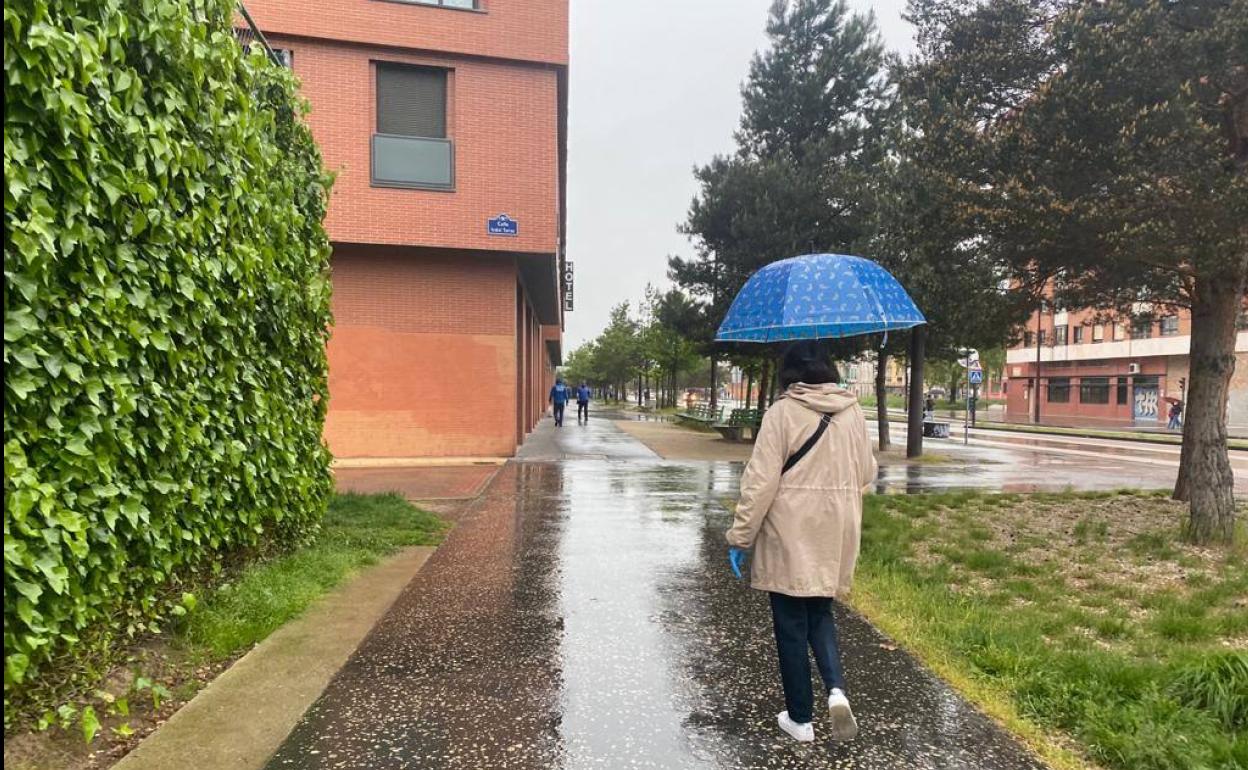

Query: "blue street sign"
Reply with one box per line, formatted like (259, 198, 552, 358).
(968, 368, 984, 385)
(487, 214, 518, 236)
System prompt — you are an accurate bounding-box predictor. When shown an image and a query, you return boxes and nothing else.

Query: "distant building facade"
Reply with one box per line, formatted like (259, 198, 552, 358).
(246, 0, 569, 458)
(1005, 305, 1248, 429)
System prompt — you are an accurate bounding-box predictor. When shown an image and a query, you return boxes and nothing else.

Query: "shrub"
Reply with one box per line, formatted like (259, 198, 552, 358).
(4, 0, 333, 723)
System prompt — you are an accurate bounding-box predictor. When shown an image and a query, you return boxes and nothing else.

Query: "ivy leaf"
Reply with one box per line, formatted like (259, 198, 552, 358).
(6, 654, 30, 684)
(81, 706, 100, 744)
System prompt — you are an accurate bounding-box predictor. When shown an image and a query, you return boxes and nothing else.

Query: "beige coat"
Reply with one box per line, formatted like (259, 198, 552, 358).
(725, 383, 877, 598)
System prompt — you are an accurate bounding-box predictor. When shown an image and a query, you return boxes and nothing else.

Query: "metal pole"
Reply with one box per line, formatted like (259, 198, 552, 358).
(1033, 302, 1043, 424)
(907, 325, 927, 458)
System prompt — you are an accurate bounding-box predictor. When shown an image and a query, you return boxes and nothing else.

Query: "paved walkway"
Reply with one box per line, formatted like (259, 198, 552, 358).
(266, 413, 1047, 769)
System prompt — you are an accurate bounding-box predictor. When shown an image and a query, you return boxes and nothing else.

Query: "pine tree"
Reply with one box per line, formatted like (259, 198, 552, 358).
(905, 0, 1248, 542)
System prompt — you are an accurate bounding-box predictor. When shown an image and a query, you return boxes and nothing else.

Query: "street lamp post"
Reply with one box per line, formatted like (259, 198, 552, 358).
(1033, 301, 1043, 424)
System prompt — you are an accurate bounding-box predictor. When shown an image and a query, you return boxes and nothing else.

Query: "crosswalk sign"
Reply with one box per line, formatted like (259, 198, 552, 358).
(968, 368, 984, 385)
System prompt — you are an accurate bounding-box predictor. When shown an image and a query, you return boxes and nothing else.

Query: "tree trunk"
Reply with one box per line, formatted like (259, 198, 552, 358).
(757, 361, 771, 412)
(709, 355, 718, 411)
(907, 326, 926, 459)
(875, 352, 891, 450)
(746, 370, 755, 414)
(770, 354, 781, 406)
(1173, 268, 1244, 544)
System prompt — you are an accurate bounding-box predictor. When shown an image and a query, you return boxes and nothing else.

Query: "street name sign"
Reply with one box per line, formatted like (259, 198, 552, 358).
(487, 213, 518, 236)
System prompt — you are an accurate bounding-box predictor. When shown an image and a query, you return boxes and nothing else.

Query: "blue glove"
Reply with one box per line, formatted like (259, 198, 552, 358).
(728, 547, 747, 580)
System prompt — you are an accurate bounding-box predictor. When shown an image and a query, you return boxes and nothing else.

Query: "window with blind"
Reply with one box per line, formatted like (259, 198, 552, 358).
(1079, 377, 1110, 404)
(376, 64, 446, 138)
(1048, 378, 1071, 403)
(372, 63, 453, 189)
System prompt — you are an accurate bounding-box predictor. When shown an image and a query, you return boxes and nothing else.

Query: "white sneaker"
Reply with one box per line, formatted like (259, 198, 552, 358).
(777, 711, 815, 742)
(827, 688, 859, 741)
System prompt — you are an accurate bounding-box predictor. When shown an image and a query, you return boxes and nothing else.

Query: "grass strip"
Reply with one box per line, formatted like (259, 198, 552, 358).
(182, 492, 447, 657)
(850, 491, 1247, 770)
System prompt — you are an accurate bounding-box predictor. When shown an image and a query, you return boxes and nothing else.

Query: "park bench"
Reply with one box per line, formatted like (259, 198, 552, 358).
(923, 420, 951, 438)
(677, 404, 724, 427)
(713, 408, 763, 442)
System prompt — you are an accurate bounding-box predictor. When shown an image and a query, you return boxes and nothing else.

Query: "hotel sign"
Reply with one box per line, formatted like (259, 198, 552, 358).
(563, 261, 574, 312)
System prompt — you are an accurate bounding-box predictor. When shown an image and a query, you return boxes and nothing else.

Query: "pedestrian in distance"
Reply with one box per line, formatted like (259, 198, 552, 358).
(549, 377, 570, 427)
(576, 381, 591, 424)
(726, 340, 878, 745)
(1168, 400, 1183, 430)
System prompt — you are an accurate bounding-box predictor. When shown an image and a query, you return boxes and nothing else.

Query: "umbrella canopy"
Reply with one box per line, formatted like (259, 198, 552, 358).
(715, 253, 926, 343)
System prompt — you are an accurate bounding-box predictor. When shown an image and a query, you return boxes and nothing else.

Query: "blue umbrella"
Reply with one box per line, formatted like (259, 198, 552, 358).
(715, 253, 925, 343)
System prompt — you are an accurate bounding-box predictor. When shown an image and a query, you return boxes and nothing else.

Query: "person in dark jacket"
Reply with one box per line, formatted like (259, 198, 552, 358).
(549, 377, 570, 427)
(576, 381, 591, 424)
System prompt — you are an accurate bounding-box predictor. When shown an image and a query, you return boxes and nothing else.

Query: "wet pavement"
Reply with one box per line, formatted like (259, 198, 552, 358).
(267, 415, 1048, 769)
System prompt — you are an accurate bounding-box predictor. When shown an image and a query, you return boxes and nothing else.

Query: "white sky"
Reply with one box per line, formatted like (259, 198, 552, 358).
(564, 0, 916, 349)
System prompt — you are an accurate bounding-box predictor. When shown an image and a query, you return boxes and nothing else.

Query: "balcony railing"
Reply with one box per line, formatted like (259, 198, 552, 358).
(371, 134, 455, 190)
(233, 2, 283, 67)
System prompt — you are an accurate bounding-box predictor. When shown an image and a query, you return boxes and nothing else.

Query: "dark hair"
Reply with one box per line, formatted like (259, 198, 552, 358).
(779, 340, 841, 390)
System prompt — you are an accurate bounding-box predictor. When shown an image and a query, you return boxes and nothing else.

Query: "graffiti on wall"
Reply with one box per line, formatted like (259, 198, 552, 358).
(1134, 386, 1159, 422)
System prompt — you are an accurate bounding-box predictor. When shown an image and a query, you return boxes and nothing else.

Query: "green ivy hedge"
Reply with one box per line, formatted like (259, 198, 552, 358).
(4, 0, 333, 722)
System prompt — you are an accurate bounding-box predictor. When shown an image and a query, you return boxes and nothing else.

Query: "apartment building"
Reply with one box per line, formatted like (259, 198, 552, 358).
(1005, 306, 1248, 429)
(246, 0, 568, 457)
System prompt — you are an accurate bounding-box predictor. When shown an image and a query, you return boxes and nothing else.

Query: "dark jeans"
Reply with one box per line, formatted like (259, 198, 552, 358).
(577, 401, 589, 422)
(769, 592, 847, 724)
(553, 402, 565, 426)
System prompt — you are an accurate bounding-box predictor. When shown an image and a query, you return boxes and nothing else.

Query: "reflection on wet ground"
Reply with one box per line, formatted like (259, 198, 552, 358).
(269, 416, 1048, 768)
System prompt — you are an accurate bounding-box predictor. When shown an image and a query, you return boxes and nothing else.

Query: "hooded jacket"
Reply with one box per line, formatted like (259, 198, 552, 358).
(725, 383, 877, 598)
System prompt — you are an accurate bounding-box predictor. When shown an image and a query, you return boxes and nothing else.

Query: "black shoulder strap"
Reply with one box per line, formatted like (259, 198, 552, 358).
(782, 413, 832, 475)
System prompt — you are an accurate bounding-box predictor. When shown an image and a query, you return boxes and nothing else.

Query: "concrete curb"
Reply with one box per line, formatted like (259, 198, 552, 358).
(332, 457, 507, 468)
(114, 546, 435, 770)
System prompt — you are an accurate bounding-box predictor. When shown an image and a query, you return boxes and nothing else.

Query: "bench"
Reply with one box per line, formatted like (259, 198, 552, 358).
(714, 408, 763, 442)
(677, 404, 724, 427)
(923, 420, 951, 438)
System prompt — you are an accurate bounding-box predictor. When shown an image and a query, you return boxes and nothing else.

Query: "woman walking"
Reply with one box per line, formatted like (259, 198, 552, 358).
(726, 340, 877, 743)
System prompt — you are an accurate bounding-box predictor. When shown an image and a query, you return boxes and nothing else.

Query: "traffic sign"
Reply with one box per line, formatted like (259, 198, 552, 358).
(968, 368, 984, 385)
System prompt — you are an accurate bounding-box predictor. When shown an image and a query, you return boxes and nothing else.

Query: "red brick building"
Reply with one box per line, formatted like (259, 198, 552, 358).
(1006, 305, 1248, 430)
(246, 0, 568, 457)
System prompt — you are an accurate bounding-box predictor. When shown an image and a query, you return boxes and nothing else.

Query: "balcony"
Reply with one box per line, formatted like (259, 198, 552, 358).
(371, 134, 454, 190)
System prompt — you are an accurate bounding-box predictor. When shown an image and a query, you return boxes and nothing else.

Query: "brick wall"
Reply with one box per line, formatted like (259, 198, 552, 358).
(273, 35, 560, 255)
(325, 245, 520, 457)
(247, 0, 568, 67)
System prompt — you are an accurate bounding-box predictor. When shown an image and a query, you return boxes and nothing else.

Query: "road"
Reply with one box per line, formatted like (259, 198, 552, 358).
(266, 414, 1049, 769)
(875, 420, 1248, 495)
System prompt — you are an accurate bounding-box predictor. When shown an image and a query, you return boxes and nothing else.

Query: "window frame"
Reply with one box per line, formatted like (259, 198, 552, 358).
(1073, 326, 1084, 344)
(371, 61, 455, 191)
(1079, 377, 1110, 405)
(381, 0, 483, 10)
(1048, 377, 1072, 404)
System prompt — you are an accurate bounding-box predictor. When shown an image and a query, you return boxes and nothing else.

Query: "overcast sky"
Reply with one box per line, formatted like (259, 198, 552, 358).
(564, 0, 916, 350)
